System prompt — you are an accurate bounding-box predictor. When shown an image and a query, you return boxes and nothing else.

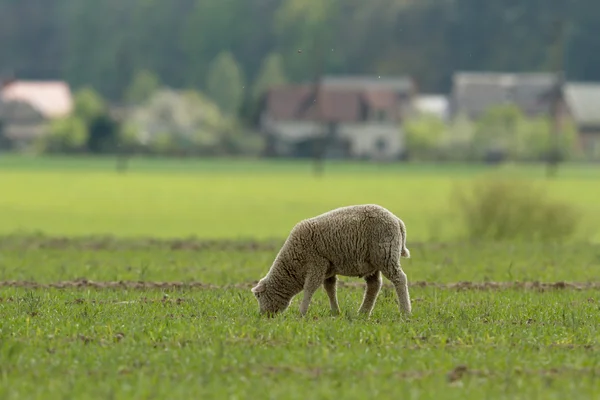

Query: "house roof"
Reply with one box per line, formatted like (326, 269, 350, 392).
(564, 82, 600, 127)
(450, 72, 556, 118)
(1, 80, 73, 118)
(264, 84, 400, 122)
(321, 75, 415, 94)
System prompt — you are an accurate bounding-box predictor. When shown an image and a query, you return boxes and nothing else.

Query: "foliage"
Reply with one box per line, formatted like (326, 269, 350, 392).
(452, 176, 582, 242)
(0, 118, 11, 150)
(126, 88, 258, 156)
(37, 116, 89, 154)
(472, 104, 523, 161)
(471, 105, 580, 163)
(0, 0, 598, 100)
(205, 52, 246, 117)
(439, 114, 477, 161)
(73, 87, 107, 123)
(404, 113, 446, 160)
(252, 52, 288, 101)
(125, 69, 161, 105)
(36, 87, 121, 154)
(274, 0, 345, 79)
(115, 120, 141, 153)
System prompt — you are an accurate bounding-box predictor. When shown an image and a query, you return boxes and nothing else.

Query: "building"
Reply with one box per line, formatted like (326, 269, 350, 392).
(448, 71, 600, 158)
(259, 75, 417, 160)
(0, 79, 74, 149)
(563, 82, 600, 158)
(449, 71, 556, 120)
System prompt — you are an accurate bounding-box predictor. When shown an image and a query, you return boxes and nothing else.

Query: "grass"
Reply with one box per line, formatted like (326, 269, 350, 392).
(0, 155, 599, 241)
(2, 287, 599, 399)
(1, 156, 600, 399)
(1, 238, 600, 399)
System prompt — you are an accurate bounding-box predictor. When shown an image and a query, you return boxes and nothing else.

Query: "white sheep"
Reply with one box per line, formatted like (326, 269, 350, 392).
(251, 204, 411, 317)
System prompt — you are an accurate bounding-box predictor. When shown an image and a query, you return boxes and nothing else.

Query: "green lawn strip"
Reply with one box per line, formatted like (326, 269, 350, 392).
(1, 287, 598, 399)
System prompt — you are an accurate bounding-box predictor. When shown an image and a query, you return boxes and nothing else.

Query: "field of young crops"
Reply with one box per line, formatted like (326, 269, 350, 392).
(1, 156, 599, 399)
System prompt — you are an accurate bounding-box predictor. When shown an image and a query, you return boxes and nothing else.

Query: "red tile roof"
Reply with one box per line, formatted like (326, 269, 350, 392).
(265, 84, 400, 122)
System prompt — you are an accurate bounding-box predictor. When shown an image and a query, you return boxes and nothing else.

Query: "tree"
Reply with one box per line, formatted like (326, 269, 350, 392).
(125, 69, 160, 105)
(40, 116, 88, 154)
(472, 104, 524, 162)
(3, 0, 600, 100)
(404, 114, 447, 161)
(520, 116, 580, 162)
(443, 114, 477, 161)
(37, 87, 121, 154)
(126, 88, 246, 156)
(73, 87, 107, 123)
(273, 0, 344, 81)
(471, 104, 580, 163)
(73, 87, 120, 153)
(205, 51, 245, 116)
(241, 52, 288, 126)
(251, 52, 288, 101)
(0, 117, 12, 151)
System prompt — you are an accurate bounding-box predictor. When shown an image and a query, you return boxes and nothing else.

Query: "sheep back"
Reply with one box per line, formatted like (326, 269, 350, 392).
(281, 204, 409, 276)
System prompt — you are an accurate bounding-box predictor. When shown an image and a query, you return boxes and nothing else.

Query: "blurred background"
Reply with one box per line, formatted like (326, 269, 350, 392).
(0, 0, 598, 164)
(0, 0, 598, 242)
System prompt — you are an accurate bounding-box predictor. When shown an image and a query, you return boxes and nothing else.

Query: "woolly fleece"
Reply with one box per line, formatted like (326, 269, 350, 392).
(251, 204, 411, 317)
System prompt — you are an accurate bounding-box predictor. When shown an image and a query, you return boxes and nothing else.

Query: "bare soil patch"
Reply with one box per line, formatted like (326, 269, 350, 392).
(0, 234, 284, 251)
(0, 234, 465, 252)
(1, 279, 599, 291)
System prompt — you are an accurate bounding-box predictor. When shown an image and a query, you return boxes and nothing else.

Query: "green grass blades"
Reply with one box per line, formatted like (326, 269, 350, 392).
(1, 156, 600, 399)
(1, 239, 600, 399)
(0, 239, 599, 284)
(1, 286, 599, 400)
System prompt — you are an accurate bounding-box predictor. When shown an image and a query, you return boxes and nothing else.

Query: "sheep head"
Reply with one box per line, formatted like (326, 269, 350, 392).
(251, 278, 291, 316)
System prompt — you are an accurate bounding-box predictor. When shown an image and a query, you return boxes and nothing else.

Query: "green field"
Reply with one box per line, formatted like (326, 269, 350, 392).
(1, 156, 600, 399)
(1, 155, 600, 241)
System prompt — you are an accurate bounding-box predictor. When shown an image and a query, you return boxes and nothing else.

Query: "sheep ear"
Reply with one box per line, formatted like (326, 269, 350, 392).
(251, 281, 266, 293)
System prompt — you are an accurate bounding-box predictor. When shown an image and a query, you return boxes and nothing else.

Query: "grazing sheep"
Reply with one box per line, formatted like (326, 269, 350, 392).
(251, 204, 411, 317)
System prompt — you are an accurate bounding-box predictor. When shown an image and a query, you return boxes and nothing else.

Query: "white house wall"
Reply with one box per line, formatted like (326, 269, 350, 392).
(339, 124, 403, 159)
(263, 117, 404, 159)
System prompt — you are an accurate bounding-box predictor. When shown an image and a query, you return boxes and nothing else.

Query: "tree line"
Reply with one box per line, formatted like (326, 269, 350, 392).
(1, 0, 598, 108)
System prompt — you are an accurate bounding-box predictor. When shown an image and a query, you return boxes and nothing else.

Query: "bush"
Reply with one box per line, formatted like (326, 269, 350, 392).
(37, 116, 88, 154)
(404, 114, 446, 161)
(451, 176, 581, 242)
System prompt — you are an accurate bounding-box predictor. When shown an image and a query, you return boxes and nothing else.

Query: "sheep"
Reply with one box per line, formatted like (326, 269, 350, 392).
(251, 204, 411, 317)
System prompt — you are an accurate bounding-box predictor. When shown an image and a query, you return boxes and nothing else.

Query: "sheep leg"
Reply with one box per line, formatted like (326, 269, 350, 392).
(358, 271, 382, 316)
(381, 264, 411, 315)
(323, 276, 341, 315)
(299, 264, 327, 316)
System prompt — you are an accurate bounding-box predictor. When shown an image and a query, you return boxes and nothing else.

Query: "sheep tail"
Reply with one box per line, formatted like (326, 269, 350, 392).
(398, 218, 410, 258)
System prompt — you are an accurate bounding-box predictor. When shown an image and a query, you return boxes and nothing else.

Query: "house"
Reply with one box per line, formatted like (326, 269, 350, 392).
(449, 71, 557, 120)
(0, 79, 74, 148)
(448, 71, 600, 157)
(259, 75, 417, 160)
(563, 82, 600, 158)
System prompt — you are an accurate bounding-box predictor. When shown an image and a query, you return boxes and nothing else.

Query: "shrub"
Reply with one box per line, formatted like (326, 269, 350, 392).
(404, 114, 446, 161)
(451, 176, 581, 242)
(37, 116, 88, 153)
